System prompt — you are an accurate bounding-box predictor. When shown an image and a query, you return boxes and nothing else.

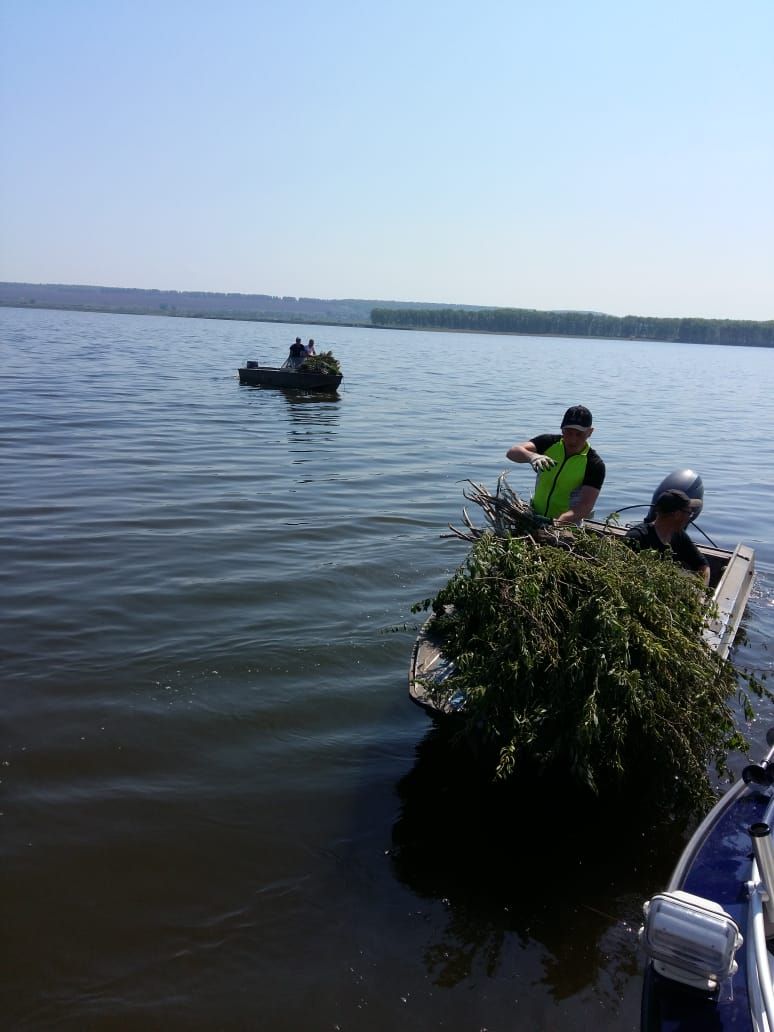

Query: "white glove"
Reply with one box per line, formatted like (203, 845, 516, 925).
(530, 453, 556, 473)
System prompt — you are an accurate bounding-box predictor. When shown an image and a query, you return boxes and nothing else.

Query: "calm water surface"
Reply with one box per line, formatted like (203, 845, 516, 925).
(2, 307, 773, 1030)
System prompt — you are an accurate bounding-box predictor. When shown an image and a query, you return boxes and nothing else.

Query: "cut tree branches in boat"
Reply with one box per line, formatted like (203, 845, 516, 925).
(410, 474, 766, 812)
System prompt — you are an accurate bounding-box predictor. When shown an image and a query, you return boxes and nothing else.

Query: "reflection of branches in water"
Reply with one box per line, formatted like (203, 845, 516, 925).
(390, 724, 689, 1003)
(281, 390, 342, 428)
(424, 922, 509, 987)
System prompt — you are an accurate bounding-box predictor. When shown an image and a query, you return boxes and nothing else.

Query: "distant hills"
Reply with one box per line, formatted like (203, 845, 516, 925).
(1, 280, 772, 348)
(0, 281, 485, 326)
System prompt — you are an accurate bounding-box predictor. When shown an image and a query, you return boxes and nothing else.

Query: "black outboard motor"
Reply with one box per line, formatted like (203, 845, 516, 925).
(646, 469, 704, 523)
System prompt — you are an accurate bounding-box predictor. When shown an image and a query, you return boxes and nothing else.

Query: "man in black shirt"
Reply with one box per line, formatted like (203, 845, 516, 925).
(624, 489, 710, 585)
(506, 404, 605, 524)
(287, 337, 307, 368)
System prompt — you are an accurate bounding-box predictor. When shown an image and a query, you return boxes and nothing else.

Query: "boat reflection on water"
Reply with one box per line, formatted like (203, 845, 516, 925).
(238, 378, 341, 429)
(390, 723, 695, 1006)
(279, 388, 342, 421)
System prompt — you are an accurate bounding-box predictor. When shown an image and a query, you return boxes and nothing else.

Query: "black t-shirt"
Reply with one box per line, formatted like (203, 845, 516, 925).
(531, 434, 606, 490)
(623, 521, 708, 573)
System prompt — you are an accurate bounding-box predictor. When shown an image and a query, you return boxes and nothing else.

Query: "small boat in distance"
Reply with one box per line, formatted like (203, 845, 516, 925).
(238, 361, 342, 392)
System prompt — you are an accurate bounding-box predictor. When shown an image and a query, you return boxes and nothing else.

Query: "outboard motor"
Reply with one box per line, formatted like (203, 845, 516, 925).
(647, 469, 704, 523)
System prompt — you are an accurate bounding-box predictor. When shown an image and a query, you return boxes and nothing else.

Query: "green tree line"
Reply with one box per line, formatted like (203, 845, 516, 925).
(370, 306, 774, 347)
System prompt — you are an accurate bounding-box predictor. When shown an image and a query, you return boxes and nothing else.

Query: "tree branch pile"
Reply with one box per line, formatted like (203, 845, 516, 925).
(415, 476, 768, 812)
(299, 350, 341, 375)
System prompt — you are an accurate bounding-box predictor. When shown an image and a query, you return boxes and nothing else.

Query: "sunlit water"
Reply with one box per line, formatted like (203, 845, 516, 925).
(2, 307, 773, 1030)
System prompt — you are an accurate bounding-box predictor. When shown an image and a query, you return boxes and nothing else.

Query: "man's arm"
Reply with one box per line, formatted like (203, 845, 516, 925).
(673, 532, 711, 585)
(554, 485, 600, 525)
(506, 440, 538, 463)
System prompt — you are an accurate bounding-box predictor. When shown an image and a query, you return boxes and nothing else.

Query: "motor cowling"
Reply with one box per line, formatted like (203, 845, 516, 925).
(647, 469, 704, 523)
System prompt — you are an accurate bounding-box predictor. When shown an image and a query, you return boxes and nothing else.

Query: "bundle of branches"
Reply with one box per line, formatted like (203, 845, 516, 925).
(416, 478, 767, 812)
(444, 473, 577, 547)
(300, 350, 341, 375)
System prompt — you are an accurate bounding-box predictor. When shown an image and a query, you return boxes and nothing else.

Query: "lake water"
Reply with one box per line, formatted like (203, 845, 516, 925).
(2, 306, 773, 1030)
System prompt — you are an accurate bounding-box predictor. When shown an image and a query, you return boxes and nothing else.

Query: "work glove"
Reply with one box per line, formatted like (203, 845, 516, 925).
(530, 453, 556, 473)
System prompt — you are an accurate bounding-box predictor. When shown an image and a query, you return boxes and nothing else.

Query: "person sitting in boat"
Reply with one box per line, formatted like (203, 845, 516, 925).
(505, 404, 605, 525)
(306, 338, 316, 356)
(623, 489, 710, 585)
(287, 337, 307, 367)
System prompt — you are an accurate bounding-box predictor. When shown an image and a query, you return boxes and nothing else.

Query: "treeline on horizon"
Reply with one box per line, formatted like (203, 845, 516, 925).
(0, 281, 482, 326)
(370, 306, 774, 347)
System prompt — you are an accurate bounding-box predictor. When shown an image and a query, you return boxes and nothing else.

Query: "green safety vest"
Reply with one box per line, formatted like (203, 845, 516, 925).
(531, 440, 590, 518)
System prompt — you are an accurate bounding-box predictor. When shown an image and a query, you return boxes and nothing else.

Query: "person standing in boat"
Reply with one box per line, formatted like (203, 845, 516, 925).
(623, 489, 710, 585)
(287, 337, 307, 367)
(306, 338, 316, 356)
(506, 404, 605, 525)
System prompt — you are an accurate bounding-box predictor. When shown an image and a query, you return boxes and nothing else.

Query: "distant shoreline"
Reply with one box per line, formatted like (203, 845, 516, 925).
(0, 299, 372, 329)
(2, 282, 772, 349)
(4, 300, 774, 350)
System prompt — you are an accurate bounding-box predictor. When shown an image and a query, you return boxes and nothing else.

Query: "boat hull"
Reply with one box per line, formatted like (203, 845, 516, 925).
(641, 753, 774, 1032)
(238, 366, 342, 391)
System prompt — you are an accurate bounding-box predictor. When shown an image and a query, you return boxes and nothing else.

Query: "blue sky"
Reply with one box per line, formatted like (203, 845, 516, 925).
(1, 0, 772, 319)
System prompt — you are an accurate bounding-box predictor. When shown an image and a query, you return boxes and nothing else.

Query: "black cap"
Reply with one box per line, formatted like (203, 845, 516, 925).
(561, 405, 592, 430)
(654, 489, 701, 515)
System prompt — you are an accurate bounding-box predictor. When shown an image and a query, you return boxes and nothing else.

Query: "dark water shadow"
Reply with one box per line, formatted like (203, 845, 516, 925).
(237, 382, 342, 429)
(279, 389, 342, 430)
(389, 722, 694, 1002)
(278, 388, 341, 404)
(237, 382, 341, 403)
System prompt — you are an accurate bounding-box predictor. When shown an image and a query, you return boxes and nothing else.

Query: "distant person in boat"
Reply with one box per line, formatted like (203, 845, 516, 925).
(506, 404, 605, 524)
(306, 338, 316, 356)
(287, 337, 307, 367)
(624, 489, 710, 585)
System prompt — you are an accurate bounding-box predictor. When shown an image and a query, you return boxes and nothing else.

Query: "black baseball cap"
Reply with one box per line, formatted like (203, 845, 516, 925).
(654, 489, 701, 515)
(561, 405, 593, 430)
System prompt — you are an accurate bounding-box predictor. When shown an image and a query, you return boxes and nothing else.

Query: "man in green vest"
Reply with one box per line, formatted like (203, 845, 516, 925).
(506, 405, 605, 525)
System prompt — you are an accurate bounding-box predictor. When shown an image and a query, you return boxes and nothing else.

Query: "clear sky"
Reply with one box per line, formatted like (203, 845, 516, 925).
(1, 0, 772, 320)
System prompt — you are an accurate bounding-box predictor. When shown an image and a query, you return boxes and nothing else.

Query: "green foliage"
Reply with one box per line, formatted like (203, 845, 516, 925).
(417, 529, 767, 812)
(299, 350, 341, 375)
